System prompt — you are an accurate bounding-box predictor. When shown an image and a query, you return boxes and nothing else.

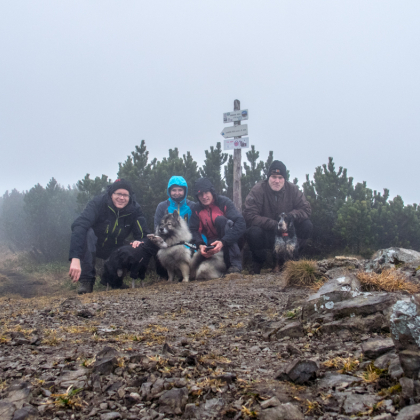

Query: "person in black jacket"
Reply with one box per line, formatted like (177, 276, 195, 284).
(189, 178, 246, 274)
(68, 178, 150, 294)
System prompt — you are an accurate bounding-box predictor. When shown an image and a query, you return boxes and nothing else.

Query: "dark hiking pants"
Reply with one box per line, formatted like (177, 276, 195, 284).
(213, 216, 242, 271)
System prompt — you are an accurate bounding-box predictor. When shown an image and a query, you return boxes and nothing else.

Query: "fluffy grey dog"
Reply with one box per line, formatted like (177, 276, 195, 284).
(149, 211, 226, 281)
(149, 211, 192, 282)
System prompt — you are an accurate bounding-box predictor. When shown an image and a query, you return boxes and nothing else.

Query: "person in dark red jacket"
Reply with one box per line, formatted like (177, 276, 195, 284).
(189, 178, 246, 274)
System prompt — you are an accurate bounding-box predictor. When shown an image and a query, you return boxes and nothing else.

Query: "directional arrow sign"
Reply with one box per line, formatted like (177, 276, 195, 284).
(220, 124, 248, 138)
(223, 109, 248, 123)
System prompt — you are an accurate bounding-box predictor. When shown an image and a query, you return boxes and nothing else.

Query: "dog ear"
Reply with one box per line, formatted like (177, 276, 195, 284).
(172, 210, 179, 220)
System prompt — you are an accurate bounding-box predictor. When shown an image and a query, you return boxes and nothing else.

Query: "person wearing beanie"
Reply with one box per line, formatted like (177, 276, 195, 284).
(68, 178, 151, 294)
(243, 160, 313, 274)
(154, 176, 195, 229)
(189, 178, 246, 274)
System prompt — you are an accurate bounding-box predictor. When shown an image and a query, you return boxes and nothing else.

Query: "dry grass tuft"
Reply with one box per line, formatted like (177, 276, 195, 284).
(323, 356, 360, 374)
(283, 260, 326, 288)
(356, 268, 420, 293)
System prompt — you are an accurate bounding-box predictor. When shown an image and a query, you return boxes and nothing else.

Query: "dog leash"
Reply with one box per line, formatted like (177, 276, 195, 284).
(165, 241, 198, 250)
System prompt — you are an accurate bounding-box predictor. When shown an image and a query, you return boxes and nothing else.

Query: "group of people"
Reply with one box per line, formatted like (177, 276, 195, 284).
(68, 160, 313, 294)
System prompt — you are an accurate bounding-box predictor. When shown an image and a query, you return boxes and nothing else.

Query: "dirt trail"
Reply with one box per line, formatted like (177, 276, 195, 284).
(0, 268, 54, 298)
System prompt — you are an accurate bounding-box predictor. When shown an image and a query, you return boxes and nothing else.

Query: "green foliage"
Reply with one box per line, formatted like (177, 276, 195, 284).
(199, 142, 228, 194)
(76, 174, 111, 211)
(23, 178, 78, 261)
(0, 189, 29, 250)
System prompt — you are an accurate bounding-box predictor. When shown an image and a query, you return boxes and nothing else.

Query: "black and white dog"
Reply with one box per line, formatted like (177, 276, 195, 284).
(101, 245, 147, 289)
(273, 212, 299, 272)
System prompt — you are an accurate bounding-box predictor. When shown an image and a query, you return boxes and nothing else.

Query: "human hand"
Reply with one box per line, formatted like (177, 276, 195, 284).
(199, 245, 213, 258)
(131, 241, 144, 248)
(69, 258, 81, 282)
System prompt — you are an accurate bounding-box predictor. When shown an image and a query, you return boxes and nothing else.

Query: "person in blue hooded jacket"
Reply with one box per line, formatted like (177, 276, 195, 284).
(154, 176, 195, 228)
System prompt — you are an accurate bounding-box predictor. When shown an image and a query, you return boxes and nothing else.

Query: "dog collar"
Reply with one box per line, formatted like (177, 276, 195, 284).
(282, 233, 289, 237)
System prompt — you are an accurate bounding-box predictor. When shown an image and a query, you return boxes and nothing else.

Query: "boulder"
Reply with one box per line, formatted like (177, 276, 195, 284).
(302, 274, 361, 319)
(390, 299, 420, 352)
(331, 292, 397, 319)
(369, 248, 420, 272)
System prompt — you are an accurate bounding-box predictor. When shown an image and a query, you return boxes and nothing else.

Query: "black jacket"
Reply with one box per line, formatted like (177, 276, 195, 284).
(189, 194, 246, 247)
(69, 191, 150, 260)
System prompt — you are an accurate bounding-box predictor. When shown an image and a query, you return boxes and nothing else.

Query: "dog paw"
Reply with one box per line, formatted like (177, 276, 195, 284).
(182, 278, 190, 283)
(149, 235, 168, 249)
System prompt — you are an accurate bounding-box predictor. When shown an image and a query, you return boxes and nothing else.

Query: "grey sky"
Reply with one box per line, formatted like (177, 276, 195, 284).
(1, 1, 419, 204)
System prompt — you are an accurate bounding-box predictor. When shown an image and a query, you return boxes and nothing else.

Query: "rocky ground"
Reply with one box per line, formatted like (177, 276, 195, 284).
(2, 248, 420, 420)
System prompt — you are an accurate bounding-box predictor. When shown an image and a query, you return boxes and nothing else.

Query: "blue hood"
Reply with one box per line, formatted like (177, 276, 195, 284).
(167, 176, 188, 202)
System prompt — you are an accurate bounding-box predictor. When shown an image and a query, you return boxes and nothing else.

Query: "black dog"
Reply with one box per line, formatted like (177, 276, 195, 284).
(101, 245, 147, 289)
(273, 212, 299, 272)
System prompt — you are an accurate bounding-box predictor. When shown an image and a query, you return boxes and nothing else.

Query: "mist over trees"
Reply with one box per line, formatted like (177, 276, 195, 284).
(1, 141, 419, 262)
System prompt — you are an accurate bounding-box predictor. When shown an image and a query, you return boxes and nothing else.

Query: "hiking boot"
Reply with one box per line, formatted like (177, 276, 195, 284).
(227, 266, 241, 274)
(78, 278, 95, 294)
(251, 261, 262, 275)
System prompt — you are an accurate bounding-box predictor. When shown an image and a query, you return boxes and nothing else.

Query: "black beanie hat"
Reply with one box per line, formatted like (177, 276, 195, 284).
(194, 178, 215, 199)
(109, 178, 133, 196)
(268, 160, 287, 178)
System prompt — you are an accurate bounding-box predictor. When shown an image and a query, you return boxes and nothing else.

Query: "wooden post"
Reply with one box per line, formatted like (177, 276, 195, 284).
(233, 99, 242, 211)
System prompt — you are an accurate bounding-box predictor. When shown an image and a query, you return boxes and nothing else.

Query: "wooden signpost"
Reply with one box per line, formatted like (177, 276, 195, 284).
(222, 99, 249, 211)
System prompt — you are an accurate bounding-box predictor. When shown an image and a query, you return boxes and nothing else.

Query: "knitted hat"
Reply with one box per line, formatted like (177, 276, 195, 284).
(109, 179, 133, 196)
(194, 178, 216, 199)
(268, 160, 287, 178)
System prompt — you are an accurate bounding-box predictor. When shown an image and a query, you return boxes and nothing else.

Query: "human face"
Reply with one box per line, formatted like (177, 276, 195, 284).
(111, 189, 130, 209)
(268, 174, 285, 191)
(170, 186, 185, 200)
(198, 190, 214, 206)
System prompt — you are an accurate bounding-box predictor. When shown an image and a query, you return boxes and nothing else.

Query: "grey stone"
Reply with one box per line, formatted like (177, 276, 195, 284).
(399, 350, 420, 379)
(260, 403, 304, 420)
(100, 413, 122, 420)
(202, 398, 225, 418)
(322, 313, 384, 334)
(96, 346, 120, 360)
(0, 402, 16, 420)
(275, 321, 304, 339)
(92, 356, 118, 375)
(396, 403, 420, 419)
(361, 337, 395, 359)
(303, 274, 361, 319)
(390, 299, 420, 352)
(317, 372, 362, 390)
(389, 356, 404, 379)
(184, 403, 201, 419)
(56, 368, 88, 387)
(374, 351, 397, 369)
(340, 392, 380, 415)
(4, 385, 31, 410)
(331, 292, 397, 319)
(12, 405, 38, 420)
(158, 387, 188, 415)
(370, 248, 420, 271)
(275, 359, 318, 384)
(59, 297, 83, 309)
(400, 377, 415, 398)
(372, 414, 393, 420)
(140, 382, 153, 400)
(260, 397, 281, 409)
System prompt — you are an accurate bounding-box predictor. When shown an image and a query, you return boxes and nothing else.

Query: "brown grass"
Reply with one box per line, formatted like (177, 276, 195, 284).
(283, 260, 326, 288)
(356, 268, 420, 293)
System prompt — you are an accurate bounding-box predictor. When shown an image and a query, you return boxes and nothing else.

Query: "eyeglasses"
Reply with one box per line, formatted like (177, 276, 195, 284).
(113, 193, 130, 199)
